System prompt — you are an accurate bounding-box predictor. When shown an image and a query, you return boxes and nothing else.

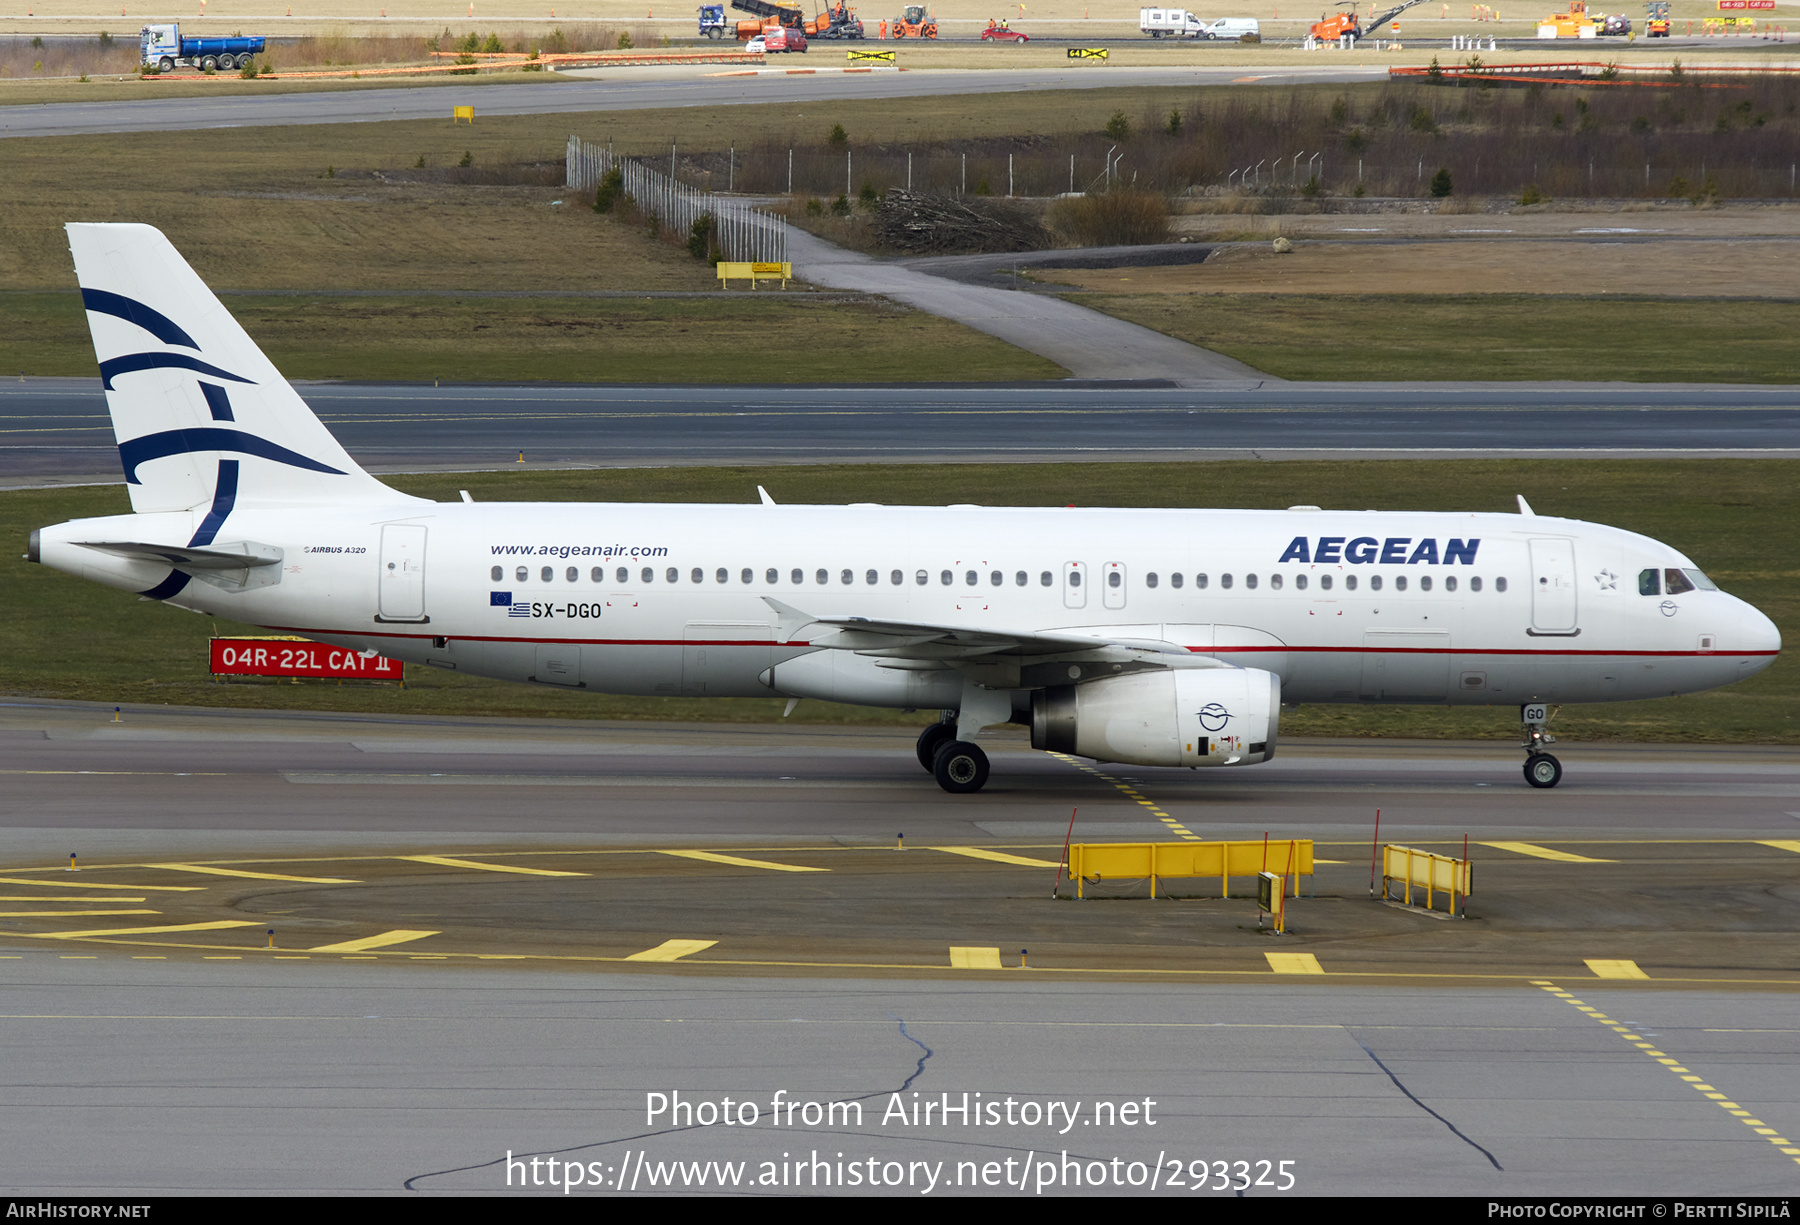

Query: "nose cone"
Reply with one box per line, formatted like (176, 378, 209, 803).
(1734, 598, 1781, 681)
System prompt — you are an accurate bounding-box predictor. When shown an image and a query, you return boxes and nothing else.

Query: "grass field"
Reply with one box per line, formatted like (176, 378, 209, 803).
(0, 290, 1063, 383)
(7, 459, 1795, 743)
(1068, 293, 1800, 383)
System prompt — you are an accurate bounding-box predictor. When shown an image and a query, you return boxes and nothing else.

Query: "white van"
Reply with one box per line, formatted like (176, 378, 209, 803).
(1204, 16, 1260, 38)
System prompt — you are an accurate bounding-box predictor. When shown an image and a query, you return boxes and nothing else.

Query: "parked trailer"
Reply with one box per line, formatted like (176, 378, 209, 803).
(140, 23, 266, 71)
(1140, 6, 1210, 36)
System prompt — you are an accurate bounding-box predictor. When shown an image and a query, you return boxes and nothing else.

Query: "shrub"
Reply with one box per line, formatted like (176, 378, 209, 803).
(974, 177, 992, 196)
(1166, 107, 1181, 137)
(831, 194, 851, 215)
(592, 166, 624, 213)
(458, 150, 473, 168)
(1050, 189, 1169, 246)
(1301, 174, 1321, 198)
(1104, 111, 1130, 140)
(481, 32, 504, 53)
(827, 123, 848, 146)
(687, 214, 714, 260)
(618, 32, 634, 49)
(805, 198, 823, 216)
(1518, 183, 1546, 205)
(858, 182, 880, 207)
(1410, 105, 1437, 133)
(1429, 167, 1453, 197)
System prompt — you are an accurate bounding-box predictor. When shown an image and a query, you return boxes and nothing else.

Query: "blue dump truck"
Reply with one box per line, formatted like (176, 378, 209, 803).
(140, 23, 266, 72)
(697, 4, 729, 36)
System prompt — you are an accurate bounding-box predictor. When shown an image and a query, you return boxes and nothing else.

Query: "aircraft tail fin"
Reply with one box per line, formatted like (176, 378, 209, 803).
(65, 223, 406, 514)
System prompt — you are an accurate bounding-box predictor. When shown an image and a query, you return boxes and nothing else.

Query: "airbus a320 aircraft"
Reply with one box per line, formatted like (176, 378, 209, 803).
(31, 224, 1782, 792)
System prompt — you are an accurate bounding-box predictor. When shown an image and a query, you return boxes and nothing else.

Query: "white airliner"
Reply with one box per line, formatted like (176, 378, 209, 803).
(31, 224, 1783, 792)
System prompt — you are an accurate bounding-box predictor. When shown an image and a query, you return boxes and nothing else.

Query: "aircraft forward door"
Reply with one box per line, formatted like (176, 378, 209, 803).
(1528, 538, 1579, 635)
(377, 524, 428, 623)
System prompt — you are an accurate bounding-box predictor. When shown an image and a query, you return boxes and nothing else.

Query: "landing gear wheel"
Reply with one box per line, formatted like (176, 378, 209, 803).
(916, 721, 955, 772)
(932, 740, 989, 794)
(1524, 753, 1563, 789)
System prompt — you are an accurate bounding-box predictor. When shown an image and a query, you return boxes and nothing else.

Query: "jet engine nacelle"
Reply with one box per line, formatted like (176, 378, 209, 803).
(761, 649, 966, 709)
(1031, 667, 1280, 767)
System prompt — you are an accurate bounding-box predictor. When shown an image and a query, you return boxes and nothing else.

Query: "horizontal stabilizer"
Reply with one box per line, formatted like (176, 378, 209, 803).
(76, 540, 282, 571)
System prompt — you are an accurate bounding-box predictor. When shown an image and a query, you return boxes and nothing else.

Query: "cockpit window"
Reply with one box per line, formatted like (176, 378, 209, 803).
(1682, 568, 1719, 592)
(1664, 568, 1696, 596)
(1638, 568, 1661, 596)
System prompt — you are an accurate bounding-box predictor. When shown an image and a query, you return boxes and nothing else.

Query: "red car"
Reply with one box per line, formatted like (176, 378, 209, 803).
(980, 23, 1029, 40)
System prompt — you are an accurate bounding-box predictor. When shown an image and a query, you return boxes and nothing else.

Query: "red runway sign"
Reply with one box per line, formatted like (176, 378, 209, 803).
(211, 637, 401, 678)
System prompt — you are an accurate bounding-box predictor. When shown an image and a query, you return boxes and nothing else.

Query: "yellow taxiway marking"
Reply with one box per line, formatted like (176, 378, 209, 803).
(145, 863, 359, 884)
(23, 921, 259, 940)
(0, 878, 202, 892)
(0, 910, 158, 918)
(657, 850, 825, 873)
(626, 939, 718, 962)
(309, 929, 440, 954)
(1586, 958, 1651, 980)
(398, 855, 588, 877)
(0, 896, 147, 903)
(1266, 953, 1325, 975)
(1047, 753, 1202, 840)
(950, 946, 1004, 969)
(933, 846, 1061, 868)
(1758, 840, 1800, 855)
(1538, 982, 1800, 1168)
(1480, 841, 1615, 863)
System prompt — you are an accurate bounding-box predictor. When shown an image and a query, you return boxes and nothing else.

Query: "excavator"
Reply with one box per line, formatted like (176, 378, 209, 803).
(1310, 0, 1427, 41)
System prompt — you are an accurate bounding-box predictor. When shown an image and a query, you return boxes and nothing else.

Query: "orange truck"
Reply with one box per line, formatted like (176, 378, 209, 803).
(1309, 0, 1426, 41)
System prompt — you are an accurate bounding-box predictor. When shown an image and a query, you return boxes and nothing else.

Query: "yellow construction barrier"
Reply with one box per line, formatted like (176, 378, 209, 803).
(716, 261, 792, 288)
(453, 105, 474, 123)
(848, 48, 896, 60)
(1381, 844, 1472, 917)
(1068, 46, 1109, 59)
(1067, 840, 1311, 899)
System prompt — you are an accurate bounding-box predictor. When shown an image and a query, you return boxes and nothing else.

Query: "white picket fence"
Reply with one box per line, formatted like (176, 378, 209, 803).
(566, 134, 788, 264)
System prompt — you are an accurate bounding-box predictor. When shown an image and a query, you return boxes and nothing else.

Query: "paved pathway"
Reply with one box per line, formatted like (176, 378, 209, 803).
(786, 227, 1275, 385)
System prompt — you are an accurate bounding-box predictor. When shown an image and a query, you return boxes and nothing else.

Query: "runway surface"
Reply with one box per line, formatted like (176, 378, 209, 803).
(7, 378, 1800, 483)
(0, 64, 1386, 140)
(2, 702, 1799, 1195)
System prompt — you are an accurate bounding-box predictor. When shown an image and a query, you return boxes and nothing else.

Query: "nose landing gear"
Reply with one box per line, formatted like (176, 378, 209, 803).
(1521, 702, 1562, 788)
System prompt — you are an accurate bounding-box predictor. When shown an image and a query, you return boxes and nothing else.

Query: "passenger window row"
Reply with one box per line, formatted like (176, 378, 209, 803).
(1145, 572, 1507, 594)
(490, 565, 1063, 587)
(489, 563, 1510, 594)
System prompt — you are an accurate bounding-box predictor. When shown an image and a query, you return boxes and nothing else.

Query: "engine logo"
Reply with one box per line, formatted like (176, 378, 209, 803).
(1198, 703, 1232, 732)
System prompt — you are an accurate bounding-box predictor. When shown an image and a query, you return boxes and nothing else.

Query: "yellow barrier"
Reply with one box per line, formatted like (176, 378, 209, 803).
(716, 261, 793, 288)
(848, 48, 896, 60)
(453, 105, 474, 123)
(1067, 46, 1109, 59)
(1381, 844, 1472, 916)
(1068, 840, 1311, 899)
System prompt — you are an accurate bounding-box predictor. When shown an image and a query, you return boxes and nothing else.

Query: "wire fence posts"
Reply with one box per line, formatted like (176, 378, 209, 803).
(565, 134, 788, 265)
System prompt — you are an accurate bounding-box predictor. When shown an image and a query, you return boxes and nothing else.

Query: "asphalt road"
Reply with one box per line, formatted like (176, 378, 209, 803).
(7, 379, 1800, 483)
(0, 64, 1388, 140)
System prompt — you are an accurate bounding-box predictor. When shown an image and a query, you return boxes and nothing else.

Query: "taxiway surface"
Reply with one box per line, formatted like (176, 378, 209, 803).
(7, 379, 1800, 484)
(2, 702, 1799, 1195)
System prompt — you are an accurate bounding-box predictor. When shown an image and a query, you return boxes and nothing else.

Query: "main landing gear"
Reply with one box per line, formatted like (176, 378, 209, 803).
(1521, 702, 1562, 789)
(916, 715, 990, 794)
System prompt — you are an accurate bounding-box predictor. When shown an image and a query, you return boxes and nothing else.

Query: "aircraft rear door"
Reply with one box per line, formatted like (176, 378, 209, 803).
(1528, 538, 1579, 634)
(377, 524, 428, 623)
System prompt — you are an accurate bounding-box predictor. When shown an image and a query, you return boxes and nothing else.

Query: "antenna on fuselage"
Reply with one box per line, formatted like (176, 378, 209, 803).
(1516, 494, 1536, 516)
(757, 485, 777, 506)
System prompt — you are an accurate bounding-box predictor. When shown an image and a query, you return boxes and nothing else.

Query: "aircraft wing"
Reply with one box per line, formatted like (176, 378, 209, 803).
(761, 596, 1229, 686)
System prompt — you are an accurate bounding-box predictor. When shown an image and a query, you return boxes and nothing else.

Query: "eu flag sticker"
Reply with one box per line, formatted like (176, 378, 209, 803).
(490, 591, 513, 606)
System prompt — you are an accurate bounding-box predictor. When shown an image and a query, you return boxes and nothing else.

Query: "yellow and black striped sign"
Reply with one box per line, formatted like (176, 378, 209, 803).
(1067, 46, 1109, 59)
(848, 48, 897, 61)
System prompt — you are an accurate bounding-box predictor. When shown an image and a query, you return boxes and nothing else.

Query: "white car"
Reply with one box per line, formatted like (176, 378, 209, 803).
(745, 34, 767, 52)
